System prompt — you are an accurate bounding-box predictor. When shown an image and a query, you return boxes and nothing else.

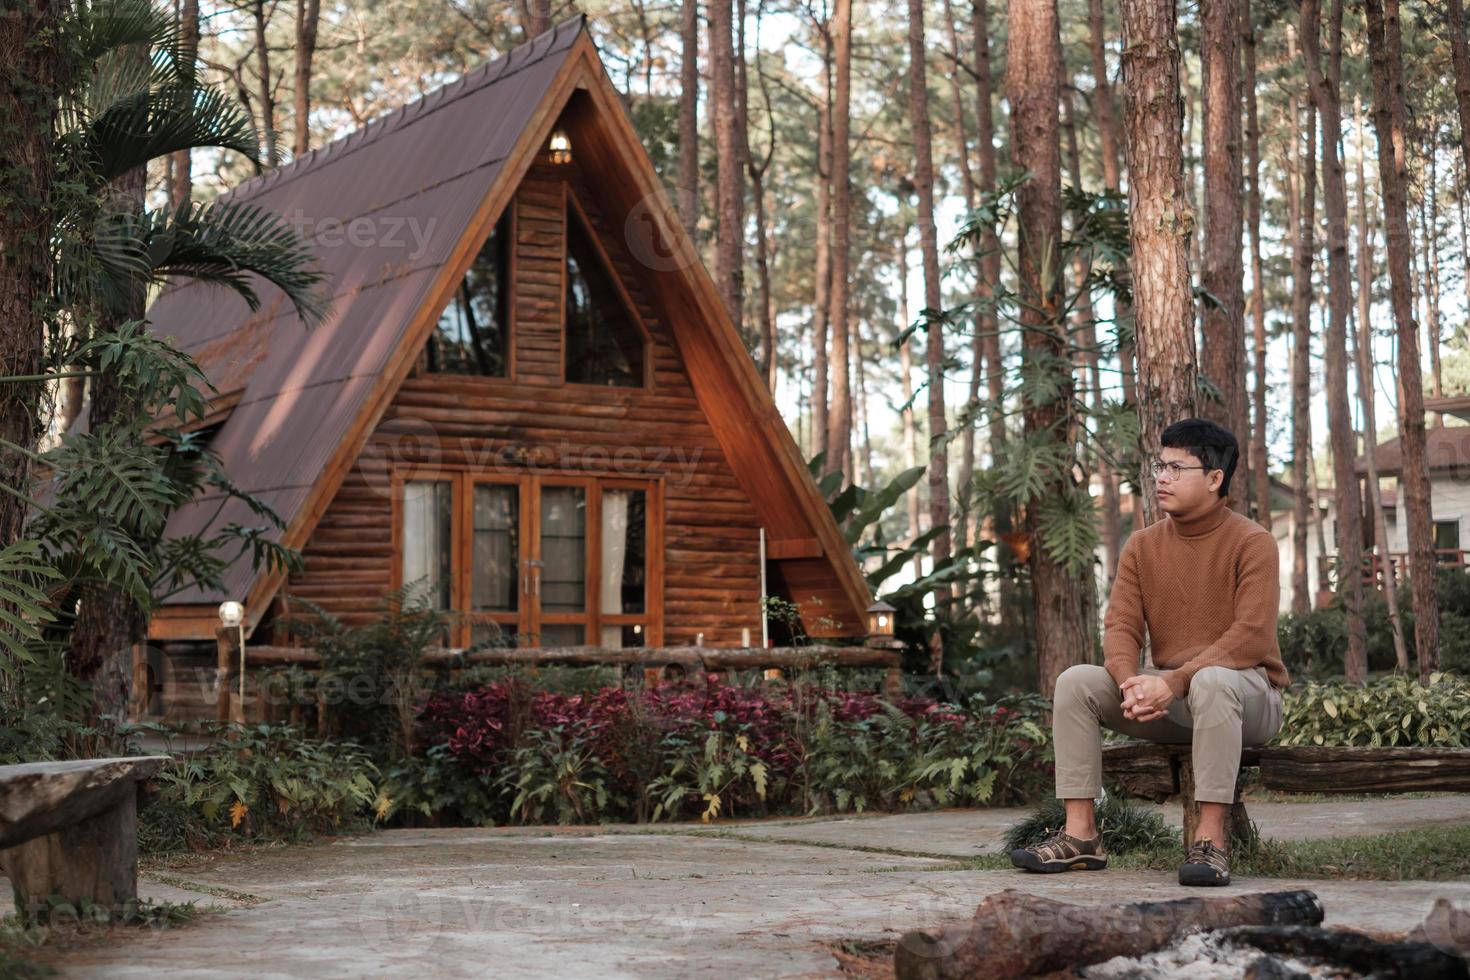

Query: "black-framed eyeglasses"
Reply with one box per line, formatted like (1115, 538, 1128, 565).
(1150, 459, 1210, 482)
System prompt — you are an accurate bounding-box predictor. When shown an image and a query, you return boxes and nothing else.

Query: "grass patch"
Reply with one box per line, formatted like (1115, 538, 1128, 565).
(0, 897, 203, 977)
(1002, 796, 1181, 855)
(1113, 822, 1470, 880)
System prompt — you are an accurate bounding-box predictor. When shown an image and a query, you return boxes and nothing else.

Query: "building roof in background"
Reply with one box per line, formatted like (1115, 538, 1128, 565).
(1354, 426, 1470, 477)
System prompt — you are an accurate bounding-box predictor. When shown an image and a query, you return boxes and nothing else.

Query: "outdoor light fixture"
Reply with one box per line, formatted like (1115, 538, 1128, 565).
(218, 601, 246, 718)
(548, 129, 572, 164)
(218, 601, 244, 628)
(867, 600, 896, 638)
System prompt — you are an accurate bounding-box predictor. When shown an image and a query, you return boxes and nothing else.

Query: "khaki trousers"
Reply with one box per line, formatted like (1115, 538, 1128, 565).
(1052, 663, 1284, 804)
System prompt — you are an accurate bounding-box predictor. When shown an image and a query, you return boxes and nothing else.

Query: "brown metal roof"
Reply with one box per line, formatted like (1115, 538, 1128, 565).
(148, 19, 584, 606)
(142, 15, 873, 637)
(1354, 425, 1470, 478)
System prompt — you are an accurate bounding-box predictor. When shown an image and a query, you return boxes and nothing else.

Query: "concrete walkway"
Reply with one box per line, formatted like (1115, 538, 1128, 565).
(32, 796, 1470, 978)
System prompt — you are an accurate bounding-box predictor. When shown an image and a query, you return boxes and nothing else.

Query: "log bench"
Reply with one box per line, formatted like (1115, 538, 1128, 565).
(0, 756, 169, 919)
(1101, 741, 1470, 843)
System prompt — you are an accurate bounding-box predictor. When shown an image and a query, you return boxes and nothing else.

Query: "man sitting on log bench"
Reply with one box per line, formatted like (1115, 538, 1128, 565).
(1011, 418, 1290, 887)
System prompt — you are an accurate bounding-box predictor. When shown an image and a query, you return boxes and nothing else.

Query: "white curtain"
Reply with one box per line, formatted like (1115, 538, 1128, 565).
(402, 481, 448, 609)
(600, 490, 630, 618)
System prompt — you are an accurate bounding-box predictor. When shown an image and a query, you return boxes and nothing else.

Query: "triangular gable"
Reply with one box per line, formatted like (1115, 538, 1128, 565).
(147, 18, 870, 640)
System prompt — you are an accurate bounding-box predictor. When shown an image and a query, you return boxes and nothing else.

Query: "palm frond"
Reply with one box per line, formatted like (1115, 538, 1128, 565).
(135, 200, 329, 325)
(81, 84, 258, 184)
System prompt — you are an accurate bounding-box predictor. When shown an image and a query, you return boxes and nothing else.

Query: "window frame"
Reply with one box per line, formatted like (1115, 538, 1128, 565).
(559, 184, 654, 391)
(1434, 518, 1461, 563)
(392, 466, 663, 648)
(419, 201, 518, 383)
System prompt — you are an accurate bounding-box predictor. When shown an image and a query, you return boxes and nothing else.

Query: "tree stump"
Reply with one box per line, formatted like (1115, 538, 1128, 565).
(1177, 757, 1253, 846)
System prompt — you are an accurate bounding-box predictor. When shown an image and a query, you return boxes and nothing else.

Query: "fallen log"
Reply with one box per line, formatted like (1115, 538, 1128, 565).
(1220, 925, 1469, 980)
(893, 888, 1323, 980)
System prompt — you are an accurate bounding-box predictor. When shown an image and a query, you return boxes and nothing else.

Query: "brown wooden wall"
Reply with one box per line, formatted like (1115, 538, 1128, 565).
(283, 159, 768, 647)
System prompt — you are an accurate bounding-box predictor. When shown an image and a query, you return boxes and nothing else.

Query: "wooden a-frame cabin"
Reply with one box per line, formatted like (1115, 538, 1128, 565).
(143, 18, 870, 671)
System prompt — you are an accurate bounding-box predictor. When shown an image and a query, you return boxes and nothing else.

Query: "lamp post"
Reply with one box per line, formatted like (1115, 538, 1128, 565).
(218, 601, 245, 721)
(865, 600, 902, 699)
(865, 600, 896, 642)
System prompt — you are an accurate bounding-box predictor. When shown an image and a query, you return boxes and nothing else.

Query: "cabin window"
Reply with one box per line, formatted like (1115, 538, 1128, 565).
(397, 474, 657, 648)
(423, 211, 511, 377)
(564, 204, 644, 387)
(401, 480, 452, 610)
(1435, 519, 1461, 563)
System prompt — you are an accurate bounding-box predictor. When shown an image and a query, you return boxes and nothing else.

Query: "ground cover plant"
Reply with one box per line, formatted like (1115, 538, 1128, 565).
(384, 677, 1055, 826)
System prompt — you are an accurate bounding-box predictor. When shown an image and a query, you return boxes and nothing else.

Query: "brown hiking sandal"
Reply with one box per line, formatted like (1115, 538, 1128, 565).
(1179, 837, 1231, 886)
(1009, 829, 1108, 873)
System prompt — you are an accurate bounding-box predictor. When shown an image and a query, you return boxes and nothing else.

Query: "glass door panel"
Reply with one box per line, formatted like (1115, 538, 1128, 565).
(539, 485, 587, 614)
(539, 623, 587, 647)
(472, 483, 519, 612)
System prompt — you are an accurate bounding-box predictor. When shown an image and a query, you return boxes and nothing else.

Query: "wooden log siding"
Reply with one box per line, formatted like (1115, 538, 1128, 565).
(285, 160, 767, 647)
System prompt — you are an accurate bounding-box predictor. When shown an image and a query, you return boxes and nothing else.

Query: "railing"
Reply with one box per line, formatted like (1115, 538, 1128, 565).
(1316, 548, 1470, 593)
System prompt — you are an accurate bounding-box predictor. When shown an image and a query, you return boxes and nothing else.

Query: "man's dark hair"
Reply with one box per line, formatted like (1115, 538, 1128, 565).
(1161, 418, 1239, 499)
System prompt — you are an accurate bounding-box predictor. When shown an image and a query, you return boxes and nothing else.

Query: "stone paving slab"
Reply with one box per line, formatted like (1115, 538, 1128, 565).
(37, 823, 1470, 979)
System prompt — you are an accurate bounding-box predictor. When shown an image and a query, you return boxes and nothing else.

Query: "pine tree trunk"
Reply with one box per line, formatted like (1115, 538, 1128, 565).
(1460, 159, 1470, 331)
(1088, 0, 1123, 188)
(1290, 91, 1317, 618)
(1364, 0, 1440, 682)
(812, 43, 832, 462)
(826, 0, 853, 482)
(855, 318, 874, 488)
(1119, 0, 1198, 528)
(1086, 0, 1125, 584)
(972, 0, 1015, 609)
(1064, 84, 1114, 584)
(1450, 0, 1470, 185)
(742, 1, 776, 392)
(293, 0, 320, 158)
(1200, 0, 1247, 513)
(1354, 101, 1411, 670)
(898, 224, 925, 582)
(1303, 0, 1366, 679)
(1419, 166, 1443, 425)
(910, 0, 953, 587)
(252, 0, 279, 167)
(945, 0, 978, 552)
(710, 0, 744, 328)
(678, 0, 700, 239)
(170, 0, 200, 206)
(68, 151, 148, 714)
(1007, 0, 1092, 697)
(0, 0, 64, 578)
(526, 0, 550, 36)
(1244, 0, 1271, 530)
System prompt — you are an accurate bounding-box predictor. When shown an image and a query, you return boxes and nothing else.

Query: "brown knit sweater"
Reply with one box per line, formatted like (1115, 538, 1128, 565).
(1103, 500, 1291, 699)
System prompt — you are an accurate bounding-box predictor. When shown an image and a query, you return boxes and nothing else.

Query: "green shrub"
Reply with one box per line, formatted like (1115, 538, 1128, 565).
(139, 724, 378, 852)
(798, 700, 916, 814)
(499, 727, 618, 824)
(375, 744, 498, 827)
(1002, 795, 1181, 855)
(1283, 568, 1470, 678)
(1278, 672, 1470, 747)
